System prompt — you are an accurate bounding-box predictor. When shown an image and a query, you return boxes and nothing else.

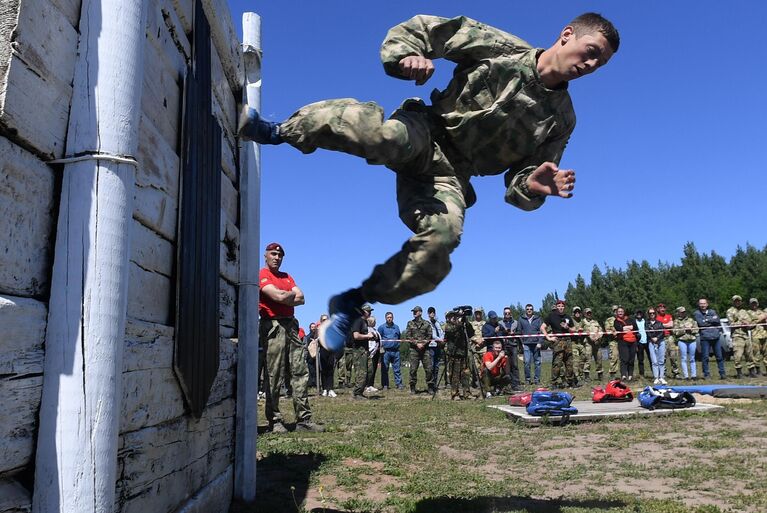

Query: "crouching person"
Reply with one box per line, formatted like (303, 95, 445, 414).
(482, 341, 512, 398)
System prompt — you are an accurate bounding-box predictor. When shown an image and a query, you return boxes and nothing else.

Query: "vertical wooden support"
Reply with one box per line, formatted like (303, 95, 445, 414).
(32, 1, 147, 512)
(234, 11, 262, 504)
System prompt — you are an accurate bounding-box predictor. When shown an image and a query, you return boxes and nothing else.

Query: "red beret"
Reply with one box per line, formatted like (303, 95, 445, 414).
(265, 242, 284, 254)
(555, 299, 566, 306)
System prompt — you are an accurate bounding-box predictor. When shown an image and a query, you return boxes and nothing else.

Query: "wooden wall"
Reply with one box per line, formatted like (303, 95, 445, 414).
(0, 0, 244, 510)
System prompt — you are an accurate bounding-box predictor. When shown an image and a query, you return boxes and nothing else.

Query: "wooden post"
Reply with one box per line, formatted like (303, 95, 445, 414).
(32, 1, 147, 512)
(234, 11, 262, 504)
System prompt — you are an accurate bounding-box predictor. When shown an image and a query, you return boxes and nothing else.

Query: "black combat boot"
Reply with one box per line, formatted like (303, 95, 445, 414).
(736, 368, 743, 379)
(749, 367, 758, 378)
(410, 384, 416, 395)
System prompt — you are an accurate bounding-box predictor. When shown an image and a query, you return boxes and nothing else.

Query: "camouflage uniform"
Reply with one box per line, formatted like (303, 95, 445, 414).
(582, 317, 603, 379)
(749, 303, 767, 373)
(404, 317, 434, 390)
(604, 315, 618, 376)
(570, 315, 588, 381)
(279, 15, 574, 305)
(727, 305, 755, 372)
(262, 318, 311, 424)
(444, 317, 474, 399)
(469, 310, 487, 386)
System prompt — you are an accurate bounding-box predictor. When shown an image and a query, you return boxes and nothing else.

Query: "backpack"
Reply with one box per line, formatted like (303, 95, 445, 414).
(592, 379, 634, 402)
(508, 387, 548, 407)
(526, 390, 578, 416)
(638, 386, 696, 410)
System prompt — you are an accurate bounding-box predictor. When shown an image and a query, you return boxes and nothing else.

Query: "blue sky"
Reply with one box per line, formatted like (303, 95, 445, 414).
(227, 1, 767, 328)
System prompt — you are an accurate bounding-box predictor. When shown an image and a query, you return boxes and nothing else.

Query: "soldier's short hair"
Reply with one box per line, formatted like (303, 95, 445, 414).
(570, 12, 620, 53)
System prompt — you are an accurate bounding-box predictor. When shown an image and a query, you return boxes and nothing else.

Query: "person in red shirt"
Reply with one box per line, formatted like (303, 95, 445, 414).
(656, 303, 680, 379)
(481, 341, 511, 397)
(259, 242, 323, 433)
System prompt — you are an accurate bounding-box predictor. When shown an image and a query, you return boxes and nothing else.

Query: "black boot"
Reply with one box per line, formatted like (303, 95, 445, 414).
(410, 385, 416, 395)
(749, 367, 758, 378)
(736, 368, 743, 379)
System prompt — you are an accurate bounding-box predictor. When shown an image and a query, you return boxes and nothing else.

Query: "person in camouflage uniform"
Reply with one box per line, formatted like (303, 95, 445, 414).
(469, 307, 487, 388)
(749, 298, 767, 375)
(542, 300, 577, 388)
(582, 308, 603, 381)
(444, 310, 475, 400)
(727, 295, 756, 378)
(570, 307, 589, 382)
(239, 13, 620, 351)
(404, 306, 435, 393)
(604, 305, 619, 378)
(673, 306, 698, 380)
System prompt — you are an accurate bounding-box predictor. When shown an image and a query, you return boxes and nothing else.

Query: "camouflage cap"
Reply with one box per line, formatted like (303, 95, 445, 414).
(750, 298, 759, 305)
(611, 304, 619, 311)
(361, 304, 373, 312)
(676, 306, 686, 313)
(411, 305, 423, 312)
(584, 307, 593, 314)
(732, 295, 742, 302)
(572, 306, 582, 312)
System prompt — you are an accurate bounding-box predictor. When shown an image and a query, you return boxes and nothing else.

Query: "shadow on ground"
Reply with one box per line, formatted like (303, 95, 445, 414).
(231, 452, 325, 513)
(307, 495, 628, 513)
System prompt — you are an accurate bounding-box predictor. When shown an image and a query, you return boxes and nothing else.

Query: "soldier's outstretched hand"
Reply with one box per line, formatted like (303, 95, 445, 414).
(399, 56, 435, 85)
(527, 162, 576, 198)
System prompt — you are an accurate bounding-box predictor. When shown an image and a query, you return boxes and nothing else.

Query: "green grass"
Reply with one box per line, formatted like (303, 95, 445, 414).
(236, 362, 767, 513)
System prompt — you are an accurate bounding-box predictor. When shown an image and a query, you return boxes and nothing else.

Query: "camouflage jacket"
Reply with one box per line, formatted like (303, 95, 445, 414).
(749, 308, 767, 339)
(673, 317, 697, 342)
(603, 316, 616, 341)
(444, 320, 474, 357)
(582, 319, 602, 343)
(380, 15, 576, 212)
(727, 307, 752, 338)
(469, 319, 487, 354)
(404, 318, 433, 348)
(571, 318, 588, 344)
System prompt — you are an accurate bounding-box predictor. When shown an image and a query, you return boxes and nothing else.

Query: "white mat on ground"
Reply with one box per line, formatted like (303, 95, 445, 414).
(489, 399, 723, 425)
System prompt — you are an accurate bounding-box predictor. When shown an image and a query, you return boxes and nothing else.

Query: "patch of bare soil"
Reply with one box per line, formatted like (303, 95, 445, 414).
(303, 459, 399, 512)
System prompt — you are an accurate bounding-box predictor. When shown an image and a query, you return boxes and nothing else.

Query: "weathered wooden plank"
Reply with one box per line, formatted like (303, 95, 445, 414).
(0, 0, 78, 158)
(210, 42, 236, 136)
(0, 376, 43, 477)
(146, 0, 188, 75)
(0, 136, 55, 297)
(137, 113, 180, 200)
(0, 478, 32, 513)
(133, 183, 178, 242)
(168, 0, 243, 95)
(220, 172, 237, 225)
(175, 466, 232, 513)
(207, 338, 235, 406)
(131, 220, 174, 278)
(140, 28, 182, 153)
(116, 399, 235, 513)
(127, 261, 171, 325)
(220, 217, 239, 285)
(0, 295, 46, 376)
(219, 128, 237, 184)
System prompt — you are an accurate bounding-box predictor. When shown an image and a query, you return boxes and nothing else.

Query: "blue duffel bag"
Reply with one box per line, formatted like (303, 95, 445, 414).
(526, 390, 578, 416)
(638, 386, 696, 410)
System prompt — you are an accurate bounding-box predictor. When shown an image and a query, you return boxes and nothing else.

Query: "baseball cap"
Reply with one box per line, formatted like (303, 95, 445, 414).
(732, 295, 742, 302)
(487, 310, 498, 319)
(572, 306, 582, 312)
(611, 304, 618, 311)
(361, 304, 373, 312)
(676, 306, 686, 313)
(584, 308, 593, 314)
(750, 298, 759, 305)
(265, 242, 284, 254)
(427, 306, 436, 314)
(411, 306, 422, 313)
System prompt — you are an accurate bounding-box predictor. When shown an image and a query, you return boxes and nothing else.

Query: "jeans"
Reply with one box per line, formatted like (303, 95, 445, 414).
(678, 339, 697, 378)
(648, 340, 665, 379)
(381, 349, 402, 388)
(522, 344, 541, 383)
(700, 337, 725, 378)
(430, 346, 444, 387)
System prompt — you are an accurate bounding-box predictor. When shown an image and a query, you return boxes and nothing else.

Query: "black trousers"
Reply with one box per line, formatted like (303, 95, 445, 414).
(618, 341, 637, 378)
(319, 347, 336, 390)
(636, 343, 652, 375)
(503, 342, 520, 387)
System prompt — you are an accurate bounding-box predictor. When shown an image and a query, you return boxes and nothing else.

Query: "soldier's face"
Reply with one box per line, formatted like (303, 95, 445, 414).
(264, 250, 283, 271)
(751, 303, 759, 310)
(556, 27, 614, 81)
(413, 311, 421, 320)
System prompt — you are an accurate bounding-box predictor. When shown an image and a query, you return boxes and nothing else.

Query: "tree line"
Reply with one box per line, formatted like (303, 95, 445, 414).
(506, 242, 767, 323)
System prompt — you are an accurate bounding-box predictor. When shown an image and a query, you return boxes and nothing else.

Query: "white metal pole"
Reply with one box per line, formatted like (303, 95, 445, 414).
(234, 11, 262, 504)
(33, 1, 147, 512)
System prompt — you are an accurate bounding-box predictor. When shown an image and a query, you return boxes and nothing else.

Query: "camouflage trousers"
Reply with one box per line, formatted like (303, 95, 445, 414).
(551, 340, 575, 386)
(732, 336, 755, 370)
(262, 318, 311, 424)
(280, 98, 470, 305)
(470, 349, 486, 388)
(666, 339, 680, 377)
(446, 355, 472, 398)
(409, 347, 433, 389)
(753, 338, 767, 370)
(585, 341, 603, 377)
(608, 340, 619, 374)
(571, 342, 588, 380)
(336, 352, 347, 386)
(351, 346, 369, 396)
